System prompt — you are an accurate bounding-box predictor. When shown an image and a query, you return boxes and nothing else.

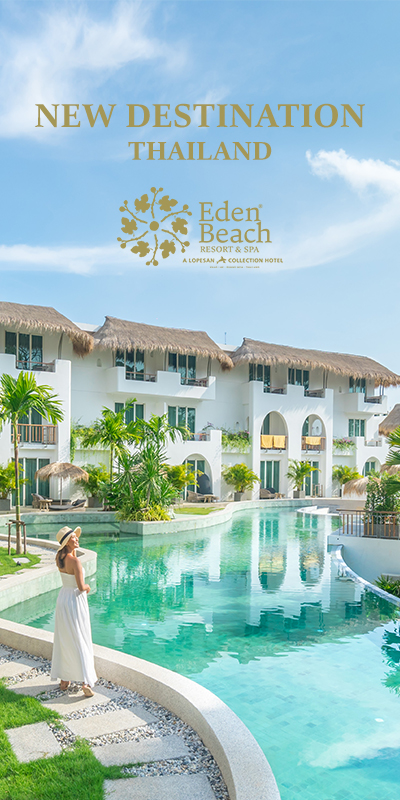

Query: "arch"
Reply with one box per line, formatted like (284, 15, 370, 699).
(261, 411, 288, 437)
(183, 454, 212, 498)
(362, 458, 381, 477)
(302, 414, 326, 438)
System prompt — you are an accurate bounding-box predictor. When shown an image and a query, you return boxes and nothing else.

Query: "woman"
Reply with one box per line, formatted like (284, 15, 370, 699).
(51, 525, 97, 697)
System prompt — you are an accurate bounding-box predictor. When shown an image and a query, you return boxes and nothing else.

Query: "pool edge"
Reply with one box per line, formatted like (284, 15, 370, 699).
(0, 617, 281, 800)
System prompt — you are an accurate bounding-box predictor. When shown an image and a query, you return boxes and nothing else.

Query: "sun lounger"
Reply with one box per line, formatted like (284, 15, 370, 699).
(49, 499, 86, 511)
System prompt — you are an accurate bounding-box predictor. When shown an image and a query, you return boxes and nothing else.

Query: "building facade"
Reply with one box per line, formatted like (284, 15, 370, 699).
(0, 302, 398, 504)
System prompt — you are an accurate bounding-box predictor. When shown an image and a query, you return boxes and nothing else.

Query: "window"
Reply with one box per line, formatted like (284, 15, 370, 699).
(168, 353, 196, 384)
(249, 363, 270, 389)
(260, 461, 280, 492)
(305, 462, 319, 496)
(363, 460, 378, 476)
(115, 349, 145, 380)
(168, 406, 196, 434)
(6, 331, 43, 369)
(348, 418, 365, 437)
(12, 457, 50, 506)
(349, 377, 366, 394)
(288, 368, 309, 389)
(115, 402, 144, 421)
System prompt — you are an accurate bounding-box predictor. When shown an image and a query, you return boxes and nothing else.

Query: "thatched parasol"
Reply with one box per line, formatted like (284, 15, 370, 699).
(380, 464, 400, 476)
(35, 462, 88, 502)
(343, 477, 369, 496)
(0, 301, 93, 357)
(92, 316, 233, 370)
(231, 338, 400, 386)
(379, 405, 400, 436)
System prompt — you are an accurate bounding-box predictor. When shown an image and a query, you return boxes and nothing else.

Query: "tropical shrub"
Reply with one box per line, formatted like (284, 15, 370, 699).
(376, 575, 400, 598)
(222, 463, 260, 493)
(116, 504, 171, 522)
(333, 437, 355, 452)
(365, 471, 400, 514)
(221, 429, 251, 453)
(332, 465, 362, 487)
(164, 464, 197, 492)
(75, 464, 109, 498)
(286, 460, 318, 491)
(0, 462, 26, 500)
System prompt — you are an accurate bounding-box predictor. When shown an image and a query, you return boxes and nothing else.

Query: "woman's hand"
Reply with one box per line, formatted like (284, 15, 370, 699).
(84, 584, 91, 594)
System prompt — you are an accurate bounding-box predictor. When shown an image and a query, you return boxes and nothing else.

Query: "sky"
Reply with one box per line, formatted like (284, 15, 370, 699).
(1, 0, 400, 388)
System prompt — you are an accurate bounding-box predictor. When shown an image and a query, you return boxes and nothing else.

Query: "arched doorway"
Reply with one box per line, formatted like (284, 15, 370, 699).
(260, 412, 288, 494)
(183, 455, 212, 499)
(301, 415, 326, 496)
(363, 458, 380, 476)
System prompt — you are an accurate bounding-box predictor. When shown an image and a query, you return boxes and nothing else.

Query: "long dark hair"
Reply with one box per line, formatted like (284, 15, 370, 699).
(56, 545, 69, 570)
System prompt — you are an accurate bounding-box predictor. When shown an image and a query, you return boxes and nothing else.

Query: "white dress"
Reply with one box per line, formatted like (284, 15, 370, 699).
(51, 568, 97, 687)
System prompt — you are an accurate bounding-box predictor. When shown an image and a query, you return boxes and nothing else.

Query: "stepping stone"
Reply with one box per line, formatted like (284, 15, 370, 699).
(0, 657, 38, 678)
(12, 557, 30, 563)
(93, 734, 189, 766)
(65, 706, 156, 738)
(11, 675, 54, 697)
(42, 685, 119, 713)
(5, 721, 62, 762)
(104, 774, 215, 800)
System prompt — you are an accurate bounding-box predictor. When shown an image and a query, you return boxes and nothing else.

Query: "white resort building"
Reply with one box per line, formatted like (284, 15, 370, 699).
(0, 301, 398, 505)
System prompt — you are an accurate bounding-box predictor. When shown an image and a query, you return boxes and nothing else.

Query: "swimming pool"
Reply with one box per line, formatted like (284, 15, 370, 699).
(4, 509, 400, 800)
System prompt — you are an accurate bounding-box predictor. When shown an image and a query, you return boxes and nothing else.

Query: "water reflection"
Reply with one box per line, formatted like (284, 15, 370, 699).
(3, 510, 398, 676)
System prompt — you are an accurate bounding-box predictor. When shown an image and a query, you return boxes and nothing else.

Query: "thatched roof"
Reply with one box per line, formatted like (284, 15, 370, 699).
(93, 317, 233, 369)
(379, 405, 400, 436)
(0, 302, 93, 357)
(35, 462, 88, 480)
(343, 477, 368, 496)
(232, 338, 400, 387)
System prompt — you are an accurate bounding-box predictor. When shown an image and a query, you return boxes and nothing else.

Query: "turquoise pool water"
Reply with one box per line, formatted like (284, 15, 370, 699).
(4, 509, 400, 800)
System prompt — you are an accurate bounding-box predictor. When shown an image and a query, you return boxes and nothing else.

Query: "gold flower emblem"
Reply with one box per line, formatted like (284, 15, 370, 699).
(117, 187, 191, 266)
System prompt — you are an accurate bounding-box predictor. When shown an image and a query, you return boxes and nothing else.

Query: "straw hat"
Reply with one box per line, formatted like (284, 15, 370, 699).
(56, 526, 81, 552)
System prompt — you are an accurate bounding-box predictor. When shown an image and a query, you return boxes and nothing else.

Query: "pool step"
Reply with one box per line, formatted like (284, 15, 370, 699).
(92, 734, 189, 766)
(104, 774, 216, 800)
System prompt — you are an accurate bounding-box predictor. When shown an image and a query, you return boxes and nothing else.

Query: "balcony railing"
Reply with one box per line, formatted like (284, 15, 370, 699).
(16, 360, 56, 373)
(260, 435, 287, 450)
(187, 432, 211, 441)
(180, 377, 208, 387)
(340, 511, 400, 539)
(364, 395, 383, 404)
(11, 424, 57, 445)
(302, 436, 325, 451)
(304, 388, 325, 398)
(365, 438, 382, 447)
(263, 386, 286, 394)
(125, 371, 156, 382)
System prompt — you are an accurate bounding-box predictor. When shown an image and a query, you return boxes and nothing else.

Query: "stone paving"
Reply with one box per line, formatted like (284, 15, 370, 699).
(1, 643, 230, 800)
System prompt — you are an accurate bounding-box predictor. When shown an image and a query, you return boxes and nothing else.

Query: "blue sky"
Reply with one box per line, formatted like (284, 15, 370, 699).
(1, 1, 400, 381)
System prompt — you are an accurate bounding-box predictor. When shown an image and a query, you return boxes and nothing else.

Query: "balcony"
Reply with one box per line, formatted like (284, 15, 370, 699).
(260, 435, 287, 451)
(302, 436, 325, 452)
(263, 385, 286, 395)
(364, 438, 383, 448)
(304, 388, 325, 398)
(338, 391, 387, 414)
(16, 360, 56, 373)
(11, 424, 57, 445)
(106, 368, 216, 401)
(188, 432, 211, 442)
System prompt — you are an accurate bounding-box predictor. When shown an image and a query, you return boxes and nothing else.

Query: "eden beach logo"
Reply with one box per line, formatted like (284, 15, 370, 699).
(118, 187, 191, 266)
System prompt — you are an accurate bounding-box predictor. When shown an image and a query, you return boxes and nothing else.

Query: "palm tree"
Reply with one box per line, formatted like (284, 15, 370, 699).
(80, 401, 139, 479)
(332, 465, 362, 497)
(286, 459, 318, 492)
(0, 372, 63, 554)
(385, 426, 400, 466)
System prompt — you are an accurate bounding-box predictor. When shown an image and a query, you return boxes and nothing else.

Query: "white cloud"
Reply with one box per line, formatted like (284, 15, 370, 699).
(0, 1, 186, 138)
(2, 150, 400, 275)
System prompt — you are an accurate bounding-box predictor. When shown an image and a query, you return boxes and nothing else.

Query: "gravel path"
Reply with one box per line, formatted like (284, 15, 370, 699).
(1, 643, 230, 800)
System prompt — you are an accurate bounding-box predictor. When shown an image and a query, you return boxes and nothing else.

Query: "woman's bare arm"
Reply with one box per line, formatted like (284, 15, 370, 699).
(65, 554, 90, 593)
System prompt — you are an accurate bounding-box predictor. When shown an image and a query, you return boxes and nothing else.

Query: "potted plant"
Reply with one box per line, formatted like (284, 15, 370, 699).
(75, 463, 109, 508)
(286, 460, 318, 498)
(222, 463, 260, 501)
(0, 462, 26, 511)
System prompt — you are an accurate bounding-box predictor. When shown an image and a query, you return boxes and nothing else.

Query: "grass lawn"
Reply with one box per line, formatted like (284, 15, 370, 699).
(0, 682, 133, 800)
(174, 507, 220, 515)
(0, 547, 40, 577)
